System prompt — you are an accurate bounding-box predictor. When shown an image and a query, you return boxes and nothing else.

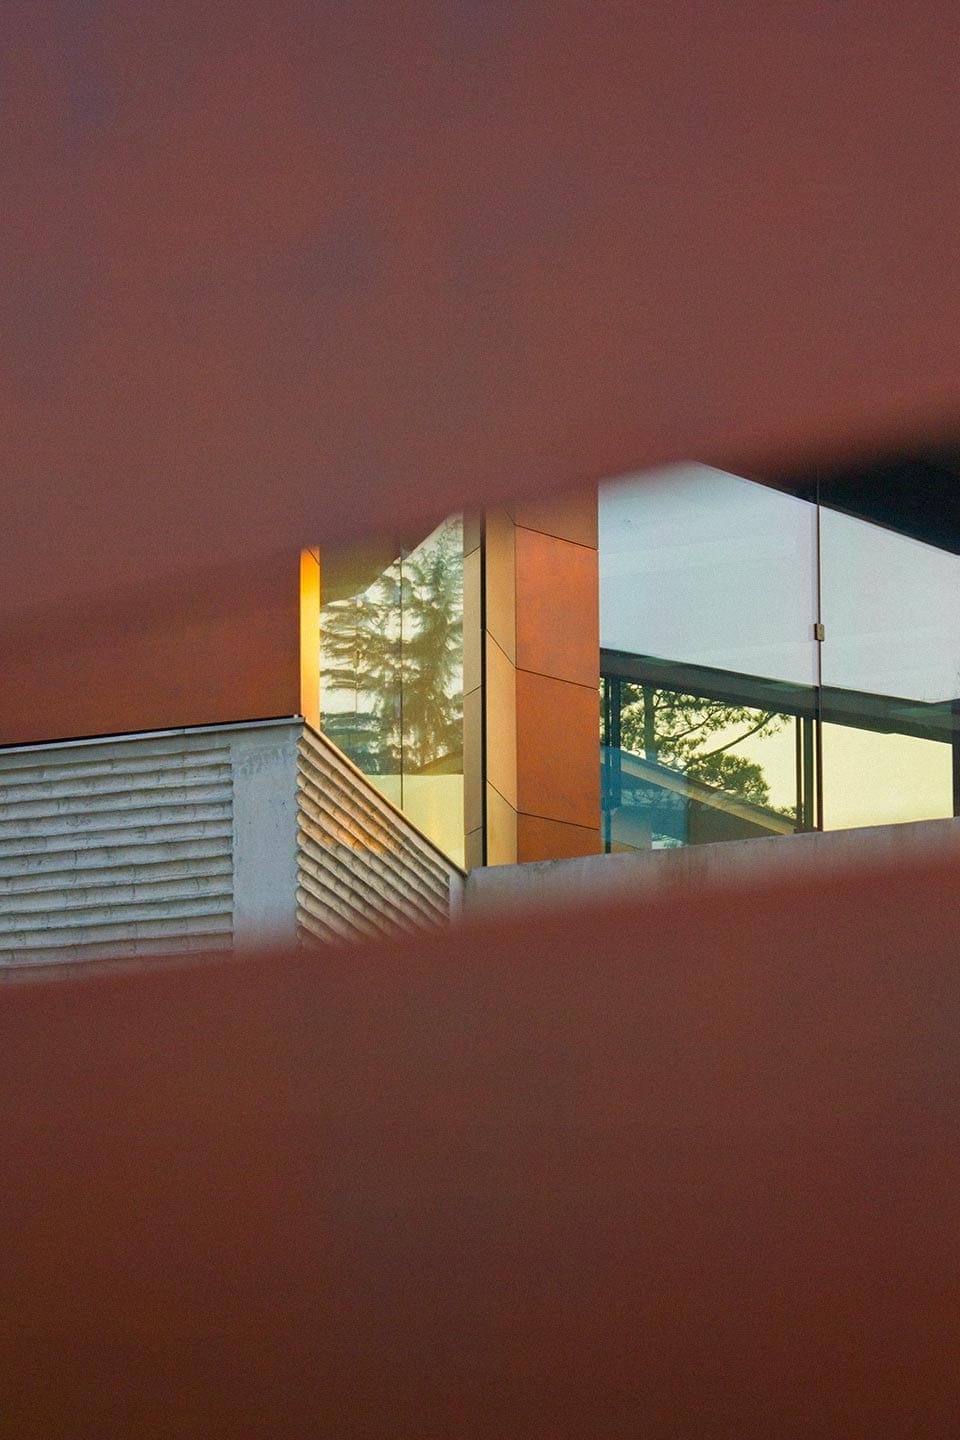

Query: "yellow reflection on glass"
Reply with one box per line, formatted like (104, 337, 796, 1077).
(400, 776, 465, 868)
(319, 517, 465, 868)
(821, 724, 952, 830)
(399, 517, 465, 867)
(601, 681, 808, 850)
(702, 712, 800, 819)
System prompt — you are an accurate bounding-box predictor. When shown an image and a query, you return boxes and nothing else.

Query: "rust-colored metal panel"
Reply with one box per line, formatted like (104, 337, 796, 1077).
(462, 548, 482, 697)
(511, 490, 599, 549)
(517, 812, 601, 863)
(462, 686, 483, 838)
(485, 636, 519, 813)
(514, 527, 599, 689)
(483, 509, 517, 666)
(485, 782, 518, 866)
(477, 499, 601, 862)
(464, 825, 484, 871)
(463, 512, 482, 559)
(0, 553, 303, 747)
(3, 850, 960, 1436)
(515, 670, 601, 831)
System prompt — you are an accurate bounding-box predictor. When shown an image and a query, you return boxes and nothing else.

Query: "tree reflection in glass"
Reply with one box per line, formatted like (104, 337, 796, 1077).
(616, 684, 788, 810)
(601, 677, 801, 850)
(319, 518, 464, 865)
(400, 521, 464, 774)
(320, 558, 402, 776)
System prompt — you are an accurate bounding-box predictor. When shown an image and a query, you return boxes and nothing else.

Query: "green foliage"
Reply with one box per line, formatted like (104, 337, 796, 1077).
(399, 523, 464, 770)
(617, 683, 786, 808)
(319, 568, 403, 770)
(320, 520, 464, 775)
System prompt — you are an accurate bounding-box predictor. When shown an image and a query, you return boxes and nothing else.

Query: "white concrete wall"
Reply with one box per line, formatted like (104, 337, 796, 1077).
(0, 720, 463, 968)
(232, 724, 300, 949)
(296, 726, 463, 944)
(464, 816, 960, 920)
(0, 727, 236, 965)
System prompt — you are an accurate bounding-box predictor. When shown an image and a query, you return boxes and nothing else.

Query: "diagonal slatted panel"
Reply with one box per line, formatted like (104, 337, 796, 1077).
(296, 727, 461, 945)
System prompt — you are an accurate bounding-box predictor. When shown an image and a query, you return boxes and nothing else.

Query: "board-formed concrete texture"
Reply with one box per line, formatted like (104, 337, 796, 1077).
(295, 725, 463, 944)
(0, 721, 462, 966)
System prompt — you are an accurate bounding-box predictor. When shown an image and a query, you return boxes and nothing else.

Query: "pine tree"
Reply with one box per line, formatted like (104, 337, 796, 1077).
(319, 564, 403, 773)
(319, 518, 464, 776)
(617, 683, 786, 808)
(399, 520, 463, 771)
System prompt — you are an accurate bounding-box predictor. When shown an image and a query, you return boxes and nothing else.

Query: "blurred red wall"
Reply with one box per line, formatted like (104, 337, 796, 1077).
(0, 552, 304, 746)
(3, 853, 959, 1437)
(3, 5, 960, 1434)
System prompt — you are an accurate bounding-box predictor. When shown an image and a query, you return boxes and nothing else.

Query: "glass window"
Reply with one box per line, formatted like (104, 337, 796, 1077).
(318, 518, 465, 866)
(600, 462, 818, 687)
(599, 458, 960, 851)
(319, 552, 403, 795)
(819, 724, 952, 831)
(818, 496, 960, 830)
(599, 463, 819, 851)
(397, 519, 465, 865)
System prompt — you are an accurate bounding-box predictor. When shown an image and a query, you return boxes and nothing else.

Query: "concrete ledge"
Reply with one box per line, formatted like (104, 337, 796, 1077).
(463, 817, 960, 918)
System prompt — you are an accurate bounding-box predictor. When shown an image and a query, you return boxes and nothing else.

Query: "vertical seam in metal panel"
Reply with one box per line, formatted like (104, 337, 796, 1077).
(479, 513, 488, 867)
(814, 470, 825, 831)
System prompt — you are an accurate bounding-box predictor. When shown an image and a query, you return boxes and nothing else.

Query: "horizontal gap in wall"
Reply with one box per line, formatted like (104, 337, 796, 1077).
(0, 716, 302, 757)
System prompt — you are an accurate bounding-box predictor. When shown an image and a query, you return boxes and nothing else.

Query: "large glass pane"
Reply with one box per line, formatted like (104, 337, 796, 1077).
(819, 724, 952, 830)
(601, 676, 808, 850)
(319, 552, 403, 800)
(398, 518, 465, 866)
(600, 457, 960, 851)
(819, 501, 960, 829)
(599, 463, 819, 849)
(319, 519, 465, 866)
(601, 462, 818, 687)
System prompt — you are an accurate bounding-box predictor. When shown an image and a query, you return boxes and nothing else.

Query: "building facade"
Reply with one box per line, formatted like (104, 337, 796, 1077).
(1, 452, 958, 960)
(313, 450, 960, 871)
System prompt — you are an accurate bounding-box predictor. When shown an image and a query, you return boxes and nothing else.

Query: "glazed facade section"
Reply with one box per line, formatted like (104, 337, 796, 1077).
(313, 461, 960, 868)
(600, 463, 960, 851)
(318, 518, 465, 867)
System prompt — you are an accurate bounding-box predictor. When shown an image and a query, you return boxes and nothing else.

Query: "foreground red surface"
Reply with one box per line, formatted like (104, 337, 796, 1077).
(4, 11, 960, 1428)
(3, 853, 959, 1437)
(3, 1, 960, 610)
